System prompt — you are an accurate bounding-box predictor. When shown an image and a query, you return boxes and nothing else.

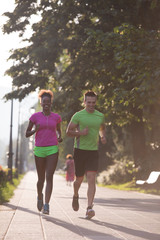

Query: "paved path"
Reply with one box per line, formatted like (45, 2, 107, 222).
(0, 171, 160, 240)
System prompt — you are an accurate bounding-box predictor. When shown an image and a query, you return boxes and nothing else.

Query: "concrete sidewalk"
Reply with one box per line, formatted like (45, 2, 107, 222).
(0, 171, 160, 240)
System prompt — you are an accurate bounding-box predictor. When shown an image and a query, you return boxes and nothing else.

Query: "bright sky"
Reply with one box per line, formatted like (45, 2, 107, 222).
(0, 1, 37, 148)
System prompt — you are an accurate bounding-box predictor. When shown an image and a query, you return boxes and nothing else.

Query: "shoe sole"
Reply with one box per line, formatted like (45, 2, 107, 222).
(43, 210, 49, 215)
(85, 210, 95, 220)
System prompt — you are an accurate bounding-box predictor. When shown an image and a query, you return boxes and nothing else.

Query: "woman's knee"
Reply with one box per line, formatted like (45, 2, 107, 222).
(46, 171, 54, 182)
(37, 178, 45, 186)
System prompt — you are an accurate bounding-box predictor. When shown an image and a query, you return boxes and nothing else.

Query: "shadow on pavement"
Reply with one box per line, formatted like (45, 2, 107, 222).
(43, 215, 122, 240)
(1, 203, 40, 216)
(94, 197, 160, 213)
(91, 219, 160, 240)
(2, 203, 121, 239)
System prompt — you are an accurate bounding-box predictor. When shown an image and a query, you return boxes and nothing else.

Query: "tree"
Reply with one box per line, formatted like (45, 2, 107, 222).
(2, 0, 160, 172)
(3, 0, 160, 99)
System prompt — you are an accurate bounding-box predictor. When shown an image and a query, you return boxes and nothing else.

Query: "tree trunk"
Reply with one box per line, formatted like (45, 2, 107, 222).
(130, 108, 146, 168)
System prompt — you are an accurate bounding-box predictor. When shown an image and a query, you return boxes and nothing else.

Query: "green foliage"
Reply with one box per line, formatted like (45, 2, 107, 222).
(97, 158, 138, 185)
(2, 0, 160, 175)
(3, 1, 160, 106)
(81, 24, 160, 126)
(0, 166, 24, 204)
(0, 166, 8, 187)
(0, 177, 23, 204)
(99, 181, 160, 196)
(56, 120, 75, 168)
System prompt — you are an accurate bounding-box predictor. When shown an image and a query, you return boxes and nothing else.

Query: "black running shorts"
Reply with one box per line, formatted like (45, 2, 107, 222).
(73, 148, 99, 177)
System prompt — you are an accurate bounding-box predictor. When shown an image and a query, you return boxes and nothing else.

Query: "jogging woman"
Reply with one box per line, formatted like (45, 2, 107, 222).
(26, 89, 62, 214)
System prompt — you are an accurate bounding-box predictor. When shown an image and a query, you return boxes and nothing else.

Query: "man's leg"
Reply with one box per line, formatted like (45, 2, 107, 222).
(85, 171, 96, 219)
(73, 176, 84, 197)
(72, 148, 85, 211)
(72, 176, 83, 211)
(86, 171, 96, 207)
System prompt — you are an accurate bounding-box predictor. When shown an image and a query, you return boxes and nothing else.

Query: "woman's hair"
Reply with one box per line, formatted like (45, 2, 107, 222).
(38, 89, 54, 103)
(66, 154, 73, 159)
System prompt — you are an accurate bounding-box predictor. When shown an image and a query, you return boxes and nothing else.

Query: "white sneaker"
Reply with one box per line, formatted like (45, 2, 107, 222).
(85, 206, 95, 219)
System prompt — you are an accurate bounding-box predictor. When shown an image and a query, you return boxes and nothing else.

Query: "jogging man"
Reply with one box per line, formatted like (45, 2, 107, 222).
(66, 91, 106, 219)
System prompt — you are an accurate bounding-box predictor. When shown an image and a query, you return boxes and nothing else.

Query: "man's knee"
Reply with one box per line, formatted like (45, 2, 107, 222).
(75, 176, 83, 185)
(86, 172, 96, 183)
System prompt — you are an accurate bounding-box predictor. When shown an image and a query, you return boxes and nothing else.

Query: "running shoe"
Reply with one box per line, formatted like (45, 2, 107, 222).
(72, 195, 79, 211)
(37, 194, 43, 211)
(85, 206, 95, 220)
(43, 203, 49, 215)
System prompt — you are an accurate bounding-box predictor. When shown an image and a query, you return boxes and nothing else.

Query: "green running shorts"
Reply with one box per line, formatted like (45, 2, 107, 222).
(33, 145, 58, 157)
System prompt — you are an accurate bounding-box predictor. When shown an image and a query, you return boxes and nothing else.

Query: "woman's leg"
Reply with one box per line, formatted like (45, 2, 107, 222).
(45, 152, 58, 204)
(35, 155, 46, 199)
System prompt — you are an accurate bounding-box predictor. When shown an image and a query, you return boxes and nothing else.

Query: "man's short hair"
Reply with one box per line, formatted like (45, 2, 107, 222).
(84, 91, 97, 100)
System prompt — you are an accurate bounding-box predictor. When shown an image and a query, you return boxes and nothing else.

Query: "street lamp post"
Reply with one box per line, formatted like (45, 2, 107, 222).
(15, 101, 20, 178)
(7, 97, 14, 182)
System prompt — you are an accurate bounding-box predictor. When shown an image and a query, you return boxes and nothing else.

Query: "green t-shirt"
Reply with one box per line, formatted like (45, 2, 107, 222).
(71, 109, 105, 150)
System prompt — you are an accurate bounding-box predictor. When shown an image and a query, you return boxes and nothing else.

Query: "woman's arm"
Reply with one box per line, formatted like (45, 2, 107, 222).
(25, 120, 39, 138)
(56, 122, 63, 142)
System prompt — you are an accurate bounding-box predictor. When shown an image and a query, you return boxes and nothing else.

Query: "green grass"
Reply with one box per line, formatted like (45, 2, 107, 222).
(59, 173, 160, 195)
(0, 174, 24, 204)
(98, 180, 160, 195)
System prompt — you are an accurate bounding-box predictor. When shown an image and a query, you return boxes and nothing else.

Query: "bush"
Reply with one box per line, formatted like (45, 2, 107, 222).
(0, 166, 8, 187)
(97, 158, 138, 185)
(0, 166, 24, 204)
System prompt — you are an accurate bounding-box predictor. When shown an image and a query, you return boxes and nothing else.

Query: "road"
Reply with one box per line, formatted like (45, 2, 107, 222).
(0, 171, 160, 240)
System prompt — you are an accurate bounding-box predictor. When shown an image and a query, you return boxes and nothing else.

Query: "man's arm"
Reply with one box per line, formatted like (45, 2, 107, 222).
(66, 121, 88, 137)
(99, 123, 106, 144)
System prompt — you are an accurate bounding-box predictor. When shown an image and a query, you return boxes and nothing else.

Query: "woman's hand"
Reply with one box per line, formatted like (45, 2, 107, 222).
(26, 121, 39, 138)
(57, 136, 63, 143)
(35, 124, 40, 132)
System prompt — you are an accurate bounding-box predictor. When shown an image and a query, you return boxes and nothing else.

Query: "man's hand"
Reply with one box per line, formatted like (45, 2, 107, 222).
(66, 122, 89, 137)
(80, 126, 89, 136)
